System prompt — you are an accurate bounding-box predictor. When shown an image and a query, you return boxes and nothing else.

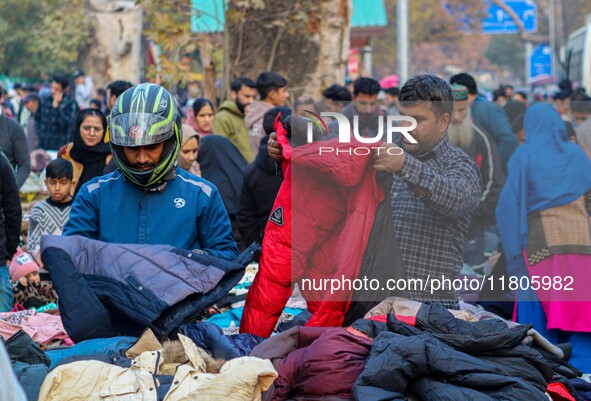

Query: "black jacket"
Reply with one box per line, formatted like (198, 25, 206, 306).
(0, 116, 31, 188)
(237, 136, 282, 246)
(354, 302, 555, 401)
(198, 135, 247, 216)
(0, 153, 21, 261)
(458, 124, 505, 238)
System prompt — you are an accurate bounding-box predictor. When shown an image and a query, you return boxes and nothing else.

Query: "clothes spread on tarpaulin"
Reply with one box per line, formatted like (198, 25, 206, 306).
(41, 235, 257, 341)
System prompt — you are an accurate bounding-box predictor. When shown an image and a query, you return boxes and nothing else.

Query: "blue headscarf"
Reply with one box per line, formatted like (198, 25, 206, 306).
(496, 103, 591, 274)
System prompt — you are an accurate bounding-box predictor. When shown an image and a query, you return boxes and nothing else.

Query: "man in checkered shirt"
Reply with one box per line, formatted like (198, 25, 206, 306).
(374, 75, 481, 307)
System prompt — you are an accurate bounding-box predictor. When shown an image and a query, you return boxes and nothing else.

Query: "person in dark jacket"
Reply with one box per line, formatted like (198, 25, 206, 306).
(58, 109, 112, 195)
(450, 73, 518, 175)
(237, 106, 290, 248)
(0, 152, 22, 311)
(0, 115, 31, 188)
(448, 84, 504, 265)
(198, 135, 248, 250)
(328, 77, 386, 139)
(36, 74, 79, 151)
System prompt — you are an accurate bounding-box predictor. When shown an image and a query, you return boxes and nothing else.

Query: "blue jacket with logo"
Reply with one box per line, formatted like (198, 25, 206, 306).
(63, 167, 239, 260)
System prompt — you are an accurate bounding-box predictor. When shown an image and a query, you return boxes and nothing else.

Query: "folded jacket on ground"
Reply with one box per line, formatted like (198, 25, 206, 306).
(41, 235, 257, 342)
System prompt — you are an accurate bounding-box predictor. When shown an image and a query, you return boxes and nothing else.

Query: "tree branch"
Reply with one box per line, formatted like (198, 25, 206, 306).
(488, 0, 548, 44)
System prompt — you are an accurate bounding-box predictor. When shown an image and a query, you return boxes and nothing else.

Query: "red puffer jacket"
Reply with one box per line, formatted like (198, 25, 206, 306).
(241, 121, 385, 337)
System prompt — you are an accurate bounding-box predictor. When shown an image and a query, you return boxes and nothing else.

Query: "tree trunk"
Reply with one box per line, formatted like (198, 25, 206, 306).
(197, 34, 218, 106)
(84, 0, 144, 89)
(227, 0, 351, 99)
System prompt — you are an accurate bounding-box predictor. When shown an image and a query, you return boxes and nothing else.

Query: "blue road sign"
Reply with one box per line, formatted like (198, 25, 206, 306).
(482, 0, 537, 34)
(530, 44, 552, 81)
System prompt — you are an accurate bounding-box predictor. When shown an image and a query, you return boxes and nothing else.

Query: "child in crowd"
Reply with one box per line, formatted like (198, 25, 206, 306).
(10, 249, 57, 309)
(27, 159, 74, 266)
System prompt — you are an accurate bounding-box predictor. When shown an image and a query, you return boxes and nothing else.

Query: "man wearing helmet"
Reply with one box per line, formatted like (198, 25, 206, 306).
(63, 83, 239, 260)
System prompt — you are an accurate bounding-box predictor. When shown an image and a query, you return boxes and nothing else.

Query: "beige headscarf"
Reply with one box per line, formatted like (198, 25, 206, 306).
(182, 124, 200, 146)
(180, 124, 201, 177)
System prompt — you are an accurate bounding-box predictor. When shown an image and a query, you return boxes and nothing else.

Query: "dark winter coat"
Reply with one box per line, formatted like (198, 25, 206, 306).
(471, 95, 518, 174)
(198, 135, 248, 217)
(237, 135, 282, 247)
(458, 124, 505, 238)
(0, 152, 21, 261)
(0, 115, 31, 188)
(41, 235, 257, 342)
(354, 302, 556, 401)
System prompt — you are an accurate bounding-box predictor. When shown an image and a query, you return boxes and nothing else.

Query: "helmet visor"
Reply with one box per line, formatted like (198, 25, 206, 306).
(109, 113, 175, 147)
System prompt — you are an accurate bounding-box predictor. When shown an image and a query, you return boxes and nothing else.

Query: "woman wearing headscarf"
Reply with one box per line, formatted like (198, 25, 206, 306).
(185, 98, 215, 137)
(177, 124, 201, 177)
(59, 108, 111, 195)
(496, 103, 591, 371)
(198, 135, 248, 250)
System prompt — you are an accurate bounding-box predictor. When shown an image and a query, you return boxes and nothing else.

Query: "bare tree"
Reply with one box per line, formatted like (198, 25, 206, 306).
(226, 0, 351, 98)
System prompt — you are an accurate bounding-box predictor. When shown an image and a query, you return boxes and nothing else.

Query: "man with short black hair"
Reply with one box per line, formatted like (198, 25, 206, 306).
(371, 74, 482, 306)
(513, 91, 528, 104)
(450, 72, 517, 174)
(503, 84, 514, 99)
(328, 77, 385, 138)
(213, 77, 257, 162)
(246, 72, 289, 156)
(321, 84, 352, 113)
(37, 74, 79, 150)
(105, 80, 133, 111)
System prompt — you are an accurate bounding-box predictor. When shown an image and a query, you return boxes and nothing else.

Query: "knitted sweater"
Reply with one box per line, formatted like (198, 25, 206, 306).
(27, 198, 73, 259)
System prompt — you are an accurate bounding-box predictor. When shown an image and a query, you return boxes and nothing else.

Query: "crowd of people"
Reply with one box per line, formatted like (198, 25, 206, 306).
(1, 66, 591, 400)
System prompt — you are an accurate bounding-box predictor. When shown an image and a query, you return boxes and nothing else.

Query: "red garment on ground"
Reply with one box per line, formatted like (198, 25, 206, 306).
(547, 382, 576, 401)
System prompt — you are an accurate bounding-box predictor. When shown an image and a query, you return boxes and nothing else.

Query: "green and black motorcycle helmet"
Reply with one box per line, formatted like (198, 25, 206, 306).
(108, 83, 182, 189)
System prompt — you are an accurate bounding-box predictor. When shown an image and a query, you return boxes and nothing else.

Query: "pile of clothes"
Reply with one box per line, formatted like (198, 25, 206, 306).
(4, 235, 591, 401)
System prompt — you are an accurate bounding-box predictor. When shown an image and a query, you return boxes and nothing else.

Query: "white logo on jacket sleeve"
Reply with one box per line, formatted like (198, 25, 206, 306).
(174, 198, 186, 208)
(269, 206, 284, 226)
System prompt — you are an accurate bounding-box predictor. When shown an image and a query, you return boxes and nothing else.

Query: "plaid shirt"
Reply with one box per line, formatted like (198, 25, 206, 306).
(36, 95, 79, 150)
(391, 135, 481, 307)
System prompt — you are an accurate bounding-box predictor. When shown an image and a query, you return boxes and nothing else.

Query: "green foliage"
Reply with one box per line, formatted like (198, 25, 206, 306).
(485, 34, 525, 70)
(0, 0, 96, 78)
(141, 0, 202, 88)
